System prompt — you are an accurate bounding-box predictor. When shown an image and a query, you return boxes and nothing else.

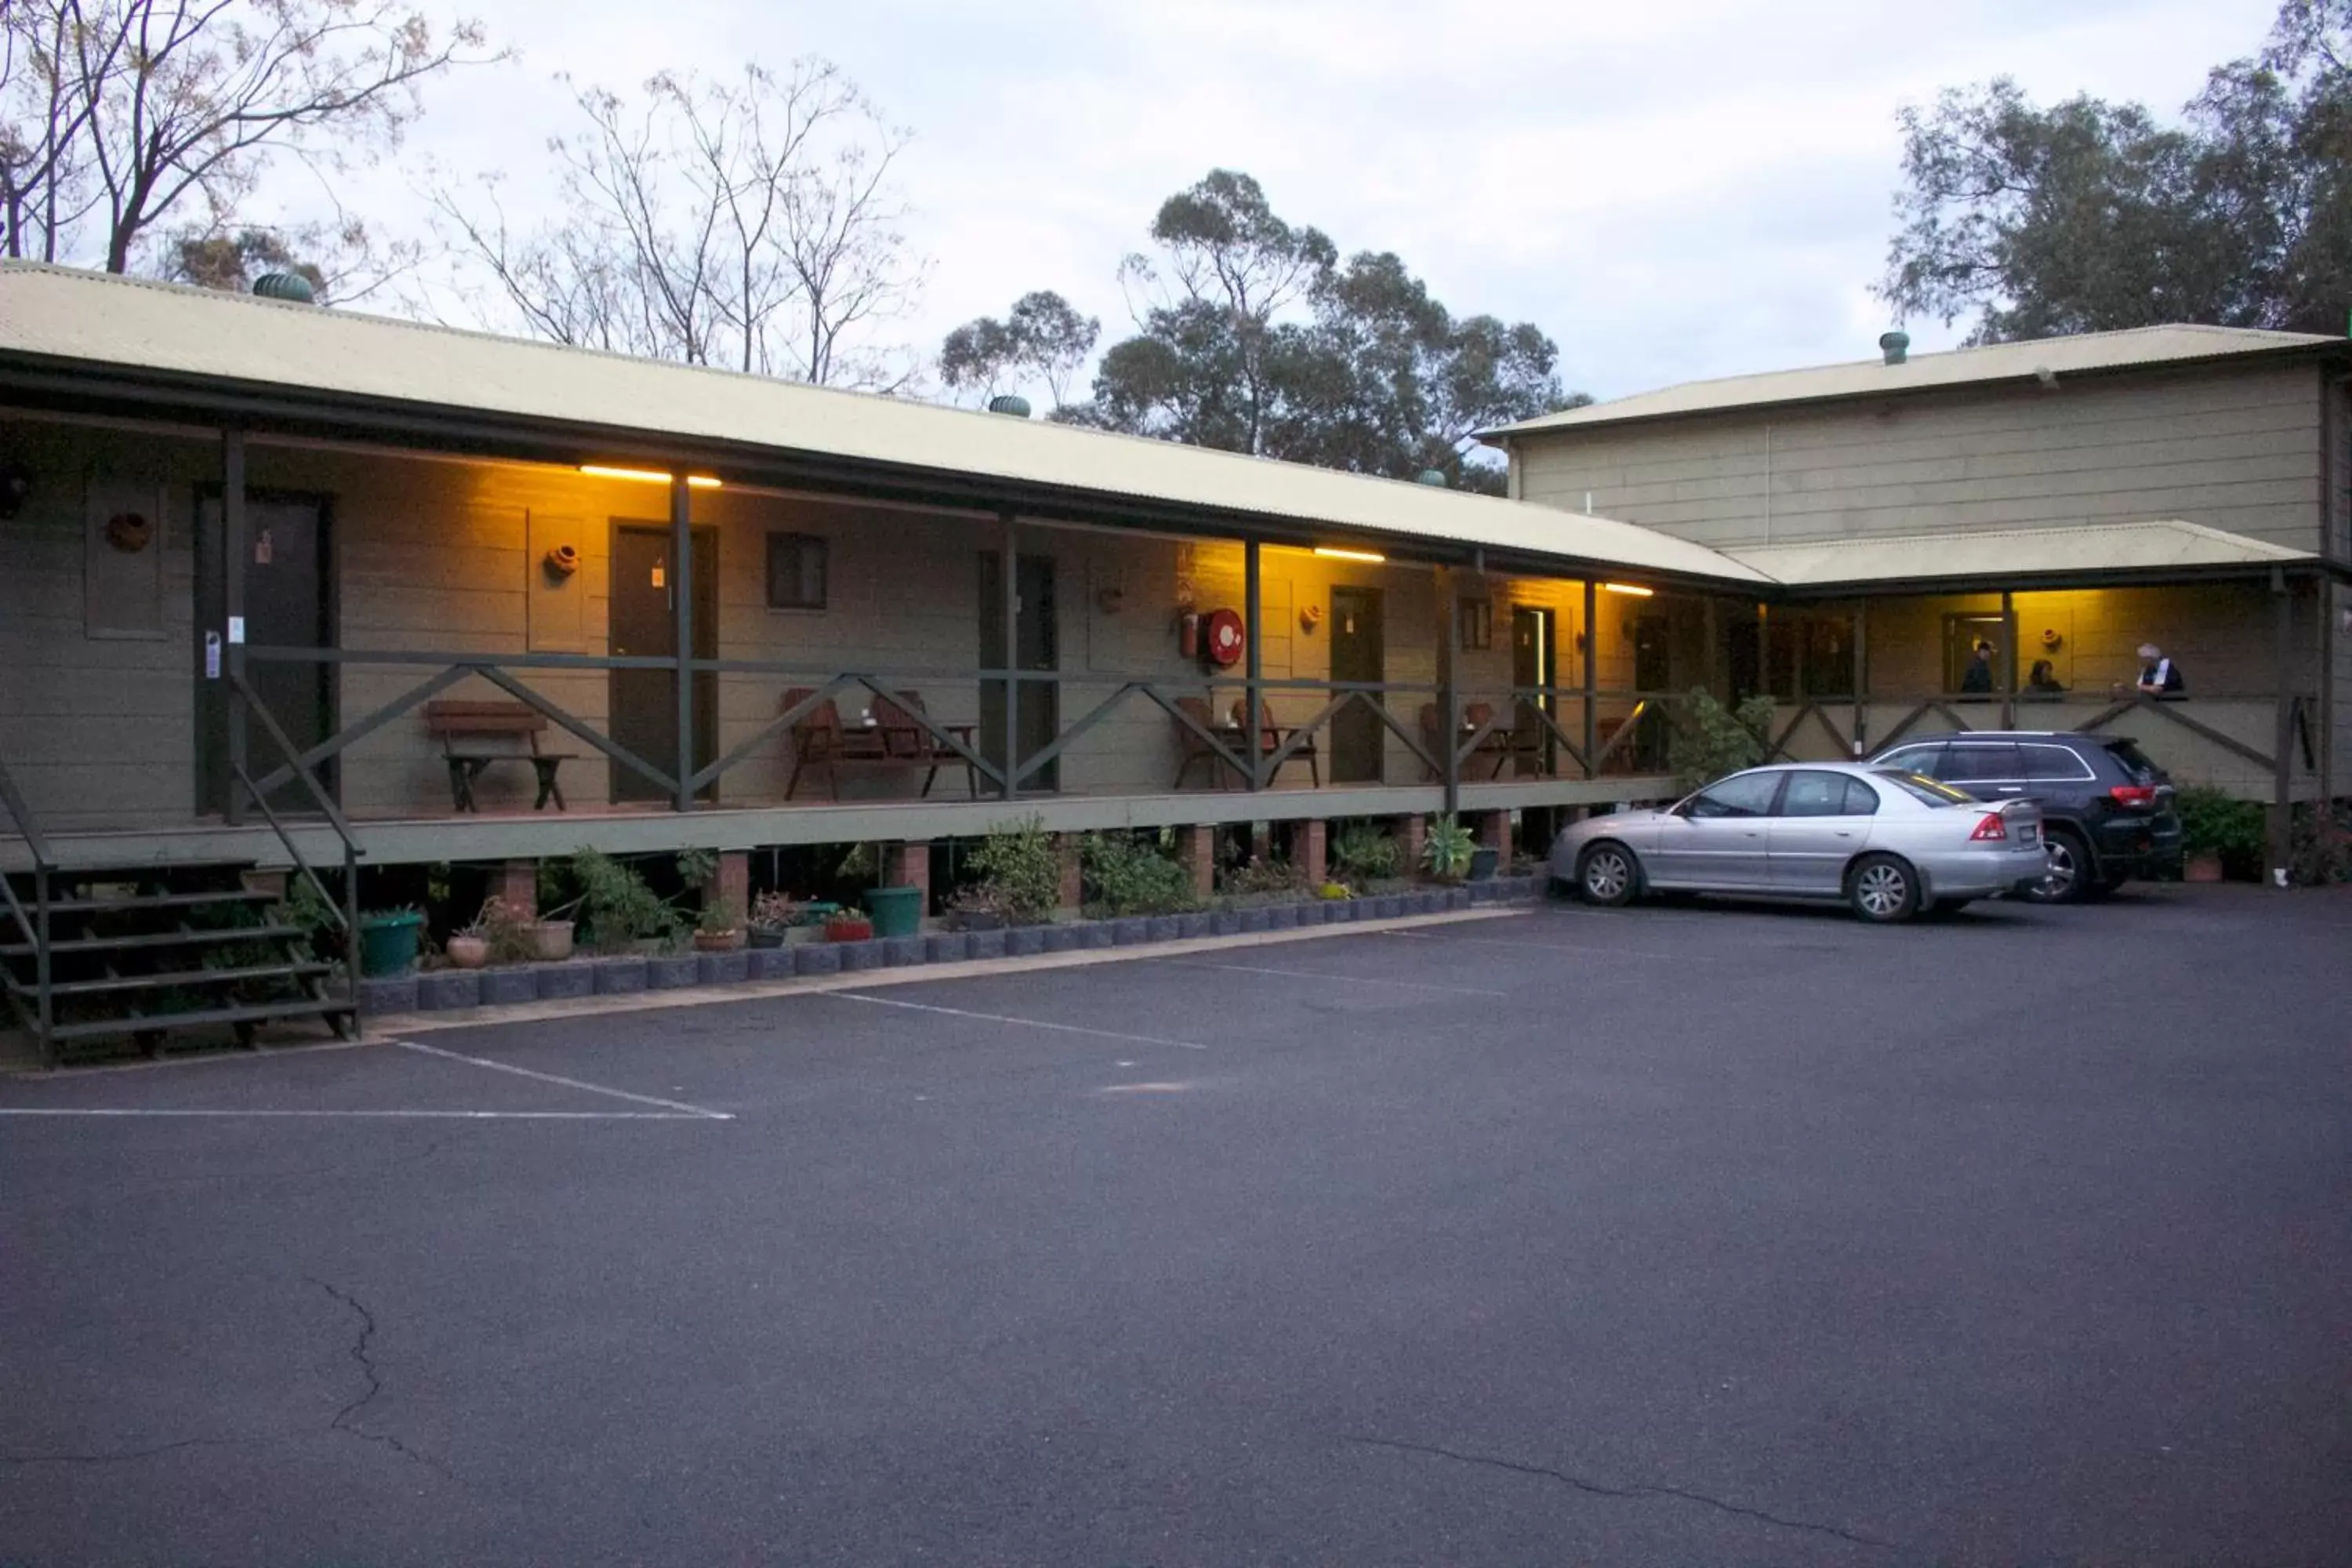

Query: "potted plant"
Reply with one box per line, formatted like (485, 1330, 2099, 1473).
(358, 906, 424, 977)
(694, 898, 745, 953)
(945, 885, 1009, 931)
(528, 916, 575, 961)
(746, 891, 802, 949)
(444, 916, 491, 970)
(2176, 786, 2265, 883)
(1421, 814, 1478, 884)
(823, 910, 875, 943)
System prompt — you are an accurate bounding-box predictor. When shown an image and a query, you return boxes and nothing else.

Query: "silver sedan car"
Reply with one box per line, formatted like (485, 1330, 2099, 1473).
(1550, 763, 2051, 922)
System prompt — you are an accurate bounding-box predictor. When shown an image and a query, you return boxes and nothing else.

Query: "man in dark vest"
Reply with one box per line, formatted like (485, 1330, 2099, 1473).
(2136, 642, 2184, 697)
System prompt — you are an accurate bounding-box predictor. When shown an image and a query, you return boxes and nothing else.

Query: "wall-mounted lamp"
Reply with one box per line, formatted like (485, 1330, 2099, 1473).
(580, 464, 723, 489)
(1313, 546, 1386, 564)
(1602, 583, 1653, 597)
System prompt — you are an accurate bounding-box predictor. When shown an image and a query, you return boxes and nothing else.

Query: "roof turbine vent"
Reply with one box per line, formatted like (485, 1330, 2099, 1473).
(1878, 330, 1909, 366)
(986, 394, 1032, 419)
(252, 272, 316, 305)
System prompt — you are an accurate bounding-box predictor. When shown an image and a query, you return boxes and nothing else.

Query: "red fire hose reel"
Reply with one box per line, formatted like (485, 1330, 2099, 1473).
(1202, 608, 1246, 668)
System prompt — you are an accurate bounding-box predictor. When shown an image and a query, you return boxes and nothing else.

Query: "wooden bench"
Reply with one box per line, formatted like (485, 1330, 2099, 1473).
(424, 700, 576, 812)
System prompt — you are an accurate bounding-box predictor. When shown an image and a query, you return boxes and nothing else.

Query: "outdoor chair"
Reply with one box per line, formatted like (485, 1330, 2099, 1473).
(1171, 696, 1240, 789)
(872, 690, 980, 798)
(1229, 698, 1319, 787)
(782, 688, 862, 801)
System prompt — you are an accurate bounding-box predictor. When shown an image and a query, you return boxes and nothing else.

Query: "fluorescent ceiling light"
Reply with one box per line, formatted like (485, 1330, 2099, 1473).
(1312, 546, 1386, 564)
(581, 464, 722, 489)
(1602, 583, 1653, 597)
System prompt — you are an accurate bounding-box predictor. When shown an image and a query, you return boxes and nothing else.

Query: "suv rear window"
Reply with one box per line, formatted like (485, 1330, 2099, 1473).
(2103, 739, 2161, 784)
(1873, 770, 1974, 807)
(2022, 742, 2094, 781)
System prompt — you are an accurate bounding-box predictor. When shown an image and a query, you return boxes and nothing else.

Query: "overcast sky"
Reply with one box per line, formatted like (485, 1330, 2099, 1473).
(337, 0, 2282, 405)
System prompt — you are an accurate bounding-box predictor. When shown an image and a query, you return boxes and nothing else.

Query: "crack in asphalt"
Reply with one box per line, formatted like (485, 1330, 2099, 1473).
(310, 1278, 452, 1480)
(1344, 1434, 1892, 1551)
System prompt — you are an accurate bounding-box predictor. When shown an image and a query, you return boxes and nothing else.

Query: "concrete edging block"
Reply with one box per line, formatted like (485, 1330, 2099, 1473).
(1112, 917, 1150, 946)
(1040, 924, 1079, 953)
(1177, 912, 1212, 939)
(593, 956, 648, 994)
(795, 944, 841, 977)
(966, 928, 1007, 960)
(1236, 908, 1269, 934)
(697, 950, 750, 986)
(925, 932, 972, 964)
(646, 955, 701, 990)
(746, 946, 796, 980)
(1005, 926, 1044, 957)
(1078, 922, 1115, 949)
(1145, 916, 1181, 943)
(883, 936, 926, 968)
(479, 967, 538, 1006)
(535, 960, 596, 1000)
(357, 975, 416, 1014)
(838, 940, 887, 971)
(416, 970, 479, 1011)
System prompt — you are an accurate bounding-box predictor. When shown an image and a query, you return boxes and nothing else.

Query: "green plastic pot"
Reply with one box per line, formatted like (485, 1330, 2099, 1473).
(862, 884, 924, 939)
(359, 910, 424, 976)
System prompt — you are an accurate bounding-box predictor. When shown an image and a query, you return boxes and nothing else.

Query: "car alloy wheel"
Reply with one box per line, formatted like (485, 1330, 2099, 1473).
(1849, 857, 1914, 922)
(2025, 833, 2085, 904)
(1580, 844, 1635, 906)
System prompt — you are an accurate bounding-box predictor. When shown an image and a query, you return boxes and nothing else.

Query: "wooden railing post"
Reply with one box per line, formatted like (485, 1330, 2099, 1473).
(1442, 577, 1461, 817)
(1853, 601, 1869, 757)
(1999, 589, 2017, 730)
(1000, 513, 1019, 800)
(1244, 538, 1263, 792)
(2271, 568, 2294, 886)
(671, 473, 695, 813)
(1581, 579, 1599, 779)
(223, 427, 249, 826)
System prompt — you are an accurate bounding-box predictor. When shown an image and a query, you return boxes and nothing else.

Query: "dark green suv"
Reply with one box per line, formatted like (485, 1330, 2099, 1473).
(1868, 732, 2183, 902)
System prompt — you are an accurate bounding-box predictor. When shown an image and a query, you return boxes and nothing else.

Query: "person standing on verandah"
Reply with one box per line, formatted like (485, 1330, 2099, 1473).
(1959, 639, 1997, 697)
(2136, 644, 2185, 699)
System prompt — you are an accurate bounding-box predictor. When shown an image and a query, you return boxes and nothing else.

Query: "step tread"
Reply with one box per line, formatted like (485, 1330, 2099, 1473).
(37, 888, 278, 916)
(2, 924, 308, 957)
(15, 960, 336, 999)
(48, 996, 354, 1043)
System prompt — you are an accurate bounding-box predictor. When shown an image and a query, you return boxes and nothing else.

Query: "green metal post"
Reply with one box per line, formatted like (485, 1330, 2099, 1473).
(1244, 538, 1263, 791)
(672, 474, 695, 813)
(1581, 579, 1598, 779)
(223, 428, 248, 826)
(1000, 514, 1019, 800)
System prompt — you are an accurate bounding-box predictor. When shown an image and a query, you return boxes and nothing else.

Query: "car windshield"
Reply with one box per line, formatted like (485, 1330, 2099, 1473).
(2103, 739, 2161, 784)
(1872, 769, 1974, 807)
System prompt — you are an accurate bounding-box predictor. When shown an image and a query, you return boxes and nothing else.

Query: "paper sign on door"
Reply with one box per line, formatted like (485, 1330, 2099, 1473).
(652, 564, 666, 588)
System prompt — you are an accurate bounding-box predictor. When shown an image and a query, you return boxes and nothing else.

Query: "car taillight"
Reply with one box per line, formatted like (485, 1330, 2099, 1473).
(1969, 813, 2008, 841)
(2109, 785, 2158, 810)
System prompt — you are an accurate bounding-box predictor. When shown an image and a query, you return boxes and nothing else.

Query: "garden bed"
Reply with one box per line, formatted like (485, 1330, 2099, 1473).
(358, 875, 1548, 1017)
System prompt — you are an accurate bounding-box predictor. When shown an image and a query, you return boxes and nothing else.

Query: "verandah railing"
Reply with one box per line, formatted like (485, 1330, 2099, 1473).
(230, 645, 1693, 826)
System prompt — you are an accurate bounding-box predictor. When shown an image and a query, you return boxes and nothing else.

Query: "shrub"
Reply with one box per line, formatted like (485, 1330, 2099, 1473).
(1330, 822, 1400, 887)
(2290, 802, 2352, 887)
(1080, 832, 1199, 916)
(1421, 813, 1477, 881)
(557, 848, 683, 953)
(1670, 688, 1775, 792)
(2175, 786, 2267, 880)
(967, 816, 1062, 923)
(1222, 856, 1308, 897)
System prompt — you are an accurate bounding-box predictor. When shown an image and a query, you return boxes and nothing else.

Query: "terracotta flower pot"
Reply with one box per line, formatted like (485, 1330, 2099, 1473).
(445, 934, 490, 969)
(694, 928, 745, 953)
(2184, 851, 2225, 884)
(528, 920, 575, 961)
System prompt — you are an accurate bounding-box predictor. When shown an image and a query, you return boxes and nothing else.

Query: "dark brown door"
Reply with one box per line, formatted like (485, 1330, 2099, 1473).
(1330, 585, 1385, 783)
(1632, 611, 1671, 773)
(609, 524, 717, 803)
(1511, 605, 1553, 774)
(978, 553, 1058, 792)
(195, 494, 335, 815)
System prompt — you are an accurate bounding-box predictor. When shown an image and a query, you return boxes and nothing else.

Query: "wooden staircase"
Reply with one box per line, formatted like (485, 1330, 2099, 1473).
(2, 862, 355, 1065)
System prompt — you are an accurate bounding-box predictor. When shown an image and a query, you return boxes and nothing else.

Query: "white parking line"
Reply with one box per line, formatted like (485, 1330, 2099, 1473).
(1153, 958, 1508, 996)
(1375, 929, 1697, 962)
(393, 1039, 733, 1120)
(827, 992, 1210, 1050)
(0, 1108, 708, 1120)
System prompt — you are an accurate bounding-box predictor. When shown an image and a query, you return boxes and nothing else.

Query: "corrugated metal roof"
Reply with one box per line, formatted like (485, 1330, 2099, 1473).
(0, 263, 1770, 585)
(1724, 520, 2315, 588)
(1488, 323, 2347, 437)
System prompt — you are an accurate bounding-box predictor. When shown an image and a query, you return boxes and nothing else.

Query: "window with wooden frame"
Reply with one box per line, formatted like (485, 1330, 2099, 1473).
(1457, 596, 1494, 651)
(766, 532, 828, 611)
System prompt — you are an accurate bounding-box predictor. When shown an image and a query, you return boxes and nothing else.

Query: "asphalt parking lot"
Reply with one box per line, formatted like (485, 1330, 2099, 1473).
(2, 886, 2347, 1566)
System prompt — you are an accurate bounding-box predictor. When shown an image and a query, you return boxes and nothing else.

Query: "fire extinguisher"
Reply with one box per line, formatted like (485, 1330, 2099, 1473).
(1178, 610, 1200, 660)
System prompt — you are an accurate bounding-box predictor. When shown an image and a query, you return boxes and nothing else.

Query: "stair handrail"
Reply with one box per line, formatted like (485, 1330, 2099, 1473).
(230, 672, 363, 1025)
(0, 754, 56, 1063)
